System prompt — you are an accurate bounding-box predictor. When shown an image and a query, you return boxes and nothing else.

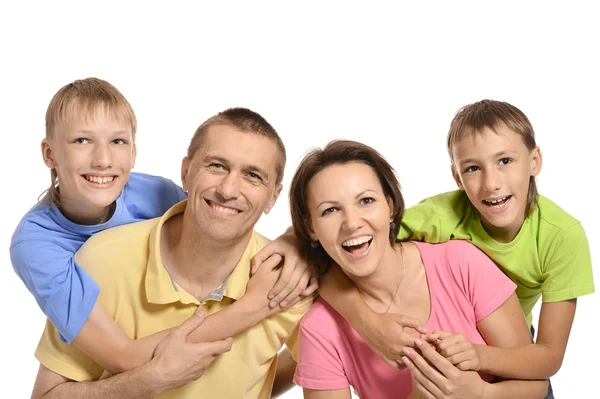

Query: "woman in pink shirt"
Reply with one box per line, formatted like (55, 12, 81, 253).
(289, 140, 547, 399)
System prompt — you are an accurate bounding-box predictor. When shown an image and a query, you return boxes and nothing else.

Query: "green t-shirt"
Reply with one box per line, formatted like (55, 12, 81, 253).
(399, 190, 594, 326)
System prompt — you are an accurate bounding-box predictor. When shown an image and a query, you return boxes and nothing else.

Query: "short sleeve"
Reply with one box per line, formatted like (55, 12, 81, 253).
(447, 241, 517, 321)
(35, 319, 104, 381)
(541, 223, 594, 302)
(293, 322, 350, 391)
(399, 197, 443, 242)
(10, 240, 100, 343)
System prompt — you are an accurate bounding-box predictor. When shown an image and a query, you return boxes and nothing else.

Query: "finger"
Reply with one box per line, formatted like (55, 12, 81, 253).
(202, 337, 234, 355)
(176, 309, 206, 337)
(300, 276, 319, 297)
(280, 269, 311, 307)
(445, 350, 472, 365)
(413, 378, 437, 399)
(414, 339, 457, 379)
(268, 257, 302, 302)
(403, 346, 447, 387)
(438, 342, 462, 358)
(432, 330, 453, 339)
(394, 315, 427, 334)
(402, 355, 444, 398)
(251, 243, 283, 274)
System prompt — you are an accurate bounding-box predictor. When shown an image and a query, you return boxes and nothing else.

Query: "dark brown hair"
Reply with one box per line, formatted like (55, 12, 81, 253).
(289, 140, 405, 274)
(447, 99, 538, 215)
(187, 107, 286, 185)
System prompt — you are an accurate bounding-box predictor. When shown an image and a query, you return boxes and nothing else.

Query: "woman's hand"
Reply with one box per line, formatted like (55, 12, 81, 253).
(425, 331, 481, 371)
(402, 339, 488, 399)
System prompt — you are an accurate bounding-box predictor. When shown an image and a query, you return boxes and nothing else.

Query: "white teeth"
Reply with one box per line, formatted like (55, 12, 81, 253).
(485, 196, 508, 204)
(85, 175, 114, 184)
(342, 235, 373, 247)
(212, 203, 239, 215)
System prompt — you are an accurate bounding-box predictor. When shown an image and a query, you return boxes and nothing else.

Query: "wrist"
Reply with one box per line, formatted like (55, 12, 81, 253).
(474, 344, 487, 372)
(131, 361, 169, 397)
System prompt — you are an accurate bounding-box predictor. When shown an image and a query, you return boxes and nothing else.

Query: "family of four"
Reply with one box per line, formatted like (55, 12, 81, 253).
(10, 78, 593, 398)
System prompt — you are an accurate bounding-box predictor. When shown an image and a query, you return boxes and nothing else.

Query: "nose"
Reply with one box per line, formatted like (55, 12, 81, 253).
(483, 168, 502, 192)
(215, 172, 241, 200)
(91, 143, 113, 169)
(342, 207, 363, 232)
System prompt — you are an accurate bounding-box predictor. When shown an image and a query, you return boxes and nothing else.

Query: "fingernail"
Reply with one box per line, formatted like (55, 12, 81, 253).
(280, 301, 288, 307)
(403, 348, 411, 355)
(415, 339, 422, 346)
(269, 301, 278, 308)
(268, 294, 274, 299)
(402, 356, 410, 365)
(195, 309, 205, 317)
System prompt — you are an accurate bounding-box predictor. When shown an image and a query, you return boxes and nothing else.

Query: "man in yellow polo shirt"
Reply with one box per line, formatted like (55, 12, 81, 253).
(31, 108, 314, 398)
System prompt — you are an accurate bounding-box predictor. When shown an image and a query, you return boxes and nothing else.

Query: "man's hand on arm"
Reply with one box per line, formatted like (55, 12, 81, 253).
(32, 311, 233, 399)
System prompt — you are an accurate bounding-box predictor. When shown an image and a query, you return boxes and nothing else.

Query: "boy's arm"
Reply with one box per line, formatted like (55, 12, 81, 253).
(76, 257, 288, 373)
(319, 264, 425, 369)
(34, 311, 233, 399)
(403, 340, 548, 399)
(476, 299, 576, 379)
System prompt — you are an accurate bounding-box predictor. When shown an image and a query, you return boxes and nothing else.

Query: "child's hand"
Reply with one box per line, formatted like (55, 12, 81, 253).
(424, 331, 480, 372)
(251, 227, 319, 309)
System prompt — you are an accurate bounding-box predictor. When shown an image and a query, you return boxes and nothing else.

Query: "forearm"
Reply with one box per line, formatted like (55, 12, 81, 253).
(477, 343, 561, 379)
(188, 296, 270, 343)
(319, 266, 372, 333)
(39, 365, 165, 399)
(484, 379, 548, 399)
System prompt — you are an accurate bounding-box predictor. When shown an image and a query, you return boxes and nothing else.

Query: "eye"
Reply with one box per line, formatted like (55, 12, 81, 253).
(112, 138, 127, 145)
(463, 165, 480, 173)
(360, 197, 375, 205)
(247, 172, 262, 181)
(74, 138, 89, 144)
(321, 207, 338, 216)
(209, 163, 225, 170)
(499, 158, 512, 165)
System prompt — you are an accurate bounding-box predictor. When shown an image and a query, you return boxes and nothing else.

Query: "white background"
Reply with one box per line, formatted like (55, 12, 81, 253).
(0, 1, 597, 397)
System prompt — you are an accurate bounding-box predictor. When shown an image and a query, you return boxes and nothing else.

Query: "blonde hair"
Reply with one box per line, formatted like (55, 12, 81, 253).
(447, 99, 538, 215)
(42, 78, 137, 206)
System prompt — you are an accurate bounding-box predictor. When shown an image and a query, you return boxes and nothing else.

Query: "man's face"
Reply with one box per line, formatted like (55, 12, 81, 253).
(181, 124, 282, 243)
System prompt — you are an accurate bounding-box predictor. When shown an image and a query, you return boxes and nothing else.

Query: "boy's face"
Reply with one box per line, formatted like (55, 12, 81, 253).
(181, 124, 282, 243)
(450, 125, 541, 242)
(42, 107, 136, 223)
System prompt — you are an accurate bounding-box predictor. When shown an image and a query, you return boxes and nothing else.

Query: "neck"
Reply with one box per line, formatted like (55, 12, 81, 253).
(161, 210, 253, 299)
(59, 199, 115, 225)
(480, 218, 522, 243)
(348, 243, 405, 313)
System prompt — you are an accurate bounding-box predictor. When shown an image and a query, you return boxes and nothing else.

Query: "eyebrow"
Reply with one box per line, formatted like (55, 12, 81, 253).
(74, 129, 131, 136)
(458, 150, 518, 165)
(203, 154, 270, 179)
(316, 189, 378, 209)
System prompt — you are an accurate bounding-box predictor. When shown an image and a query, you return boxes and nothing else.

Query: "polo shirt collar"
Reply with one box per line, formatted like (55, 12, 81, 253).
(144, 200, 259, 305)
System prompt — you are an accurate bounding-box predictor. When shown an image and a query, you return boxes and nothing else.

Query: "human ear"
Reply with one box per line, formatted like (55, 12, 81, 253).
(264, 184, 283, 214)
(181, 157, 190, 192)
(530, 146, 543, 177)
(41, 139, 56, 169)
(451, 166, 464, 190)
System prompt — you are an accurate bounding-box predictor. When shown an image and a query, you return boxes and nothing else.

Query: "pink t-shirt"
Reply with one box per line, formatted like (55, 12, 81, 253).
(294, 240, 517, 399)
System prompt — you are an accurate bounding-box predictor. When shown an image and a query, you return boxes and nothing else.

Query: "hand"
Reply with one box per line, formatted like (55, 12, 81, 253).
(149, 310, 233, 392)
(425, 331, 480, 371)
(251, 227, 319, 309)
(360, 311, 427, 370)
(244, 256, 286, 318)
(402, 339, 487, 399)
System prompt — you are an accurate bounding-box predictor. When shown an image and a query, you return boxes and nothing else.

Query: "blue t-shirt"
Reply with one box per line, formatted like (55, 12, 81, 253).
(10, 172, 187, 343)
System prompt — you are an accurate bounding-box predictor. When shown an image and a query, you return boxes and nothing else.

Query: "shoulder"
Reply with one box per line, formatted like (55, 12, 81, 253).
(406, 190, 472, 218)
(535, 195, 581, 230)
(76, 218, 158, 275)
(125, 172, 185, 199)
(10, 204, 66, 255)
(413, 239, 488, 263)
(301, 299, 344, 335)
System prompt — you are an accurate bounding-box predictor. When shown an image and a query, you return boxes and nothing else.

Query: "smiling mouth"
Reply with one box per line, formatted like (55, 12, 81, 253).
(83, 175, 116, 185)
(205, 199, 241, 215)
(482, 195, 512, 208)
(342, 235, 373, 255)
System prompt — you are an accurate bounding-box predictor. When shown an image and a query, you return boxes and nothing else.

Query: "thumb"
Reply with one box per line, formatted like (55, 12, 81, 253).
(251, 250, 270, 274)
(175, 309, 206, 337)
(395, 315, 427, 334)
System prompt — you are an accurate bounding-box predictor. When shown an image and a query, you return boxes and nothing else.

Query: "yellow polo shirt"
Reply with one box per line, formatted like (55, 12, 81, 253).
(35, 201, 314, 398)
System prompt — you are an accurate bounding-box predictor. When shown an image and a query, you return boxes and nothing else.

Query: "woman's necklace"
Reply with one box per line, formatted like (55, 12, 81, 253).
(384, 243, 406, 313)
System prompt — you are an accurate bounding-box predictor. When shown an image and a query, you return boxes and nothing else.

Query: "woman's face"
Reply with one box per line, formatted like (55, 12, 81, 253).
(307, 162, 394, 278)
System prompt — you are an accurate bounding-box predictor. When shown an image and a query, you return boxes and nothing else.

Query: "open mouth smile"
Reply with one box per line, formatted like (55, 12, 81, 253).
(341, 235, 373, 257)
(205, 199, 242, 215)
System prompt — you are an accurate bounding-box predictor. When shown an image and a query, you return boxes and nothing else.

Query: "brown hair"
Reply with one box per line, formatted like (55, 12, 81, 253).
(289, 140, 405, 274)
(187, 107, 286, 185)
(42, 78, 137, 206)
(447, 99, 539, 215)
